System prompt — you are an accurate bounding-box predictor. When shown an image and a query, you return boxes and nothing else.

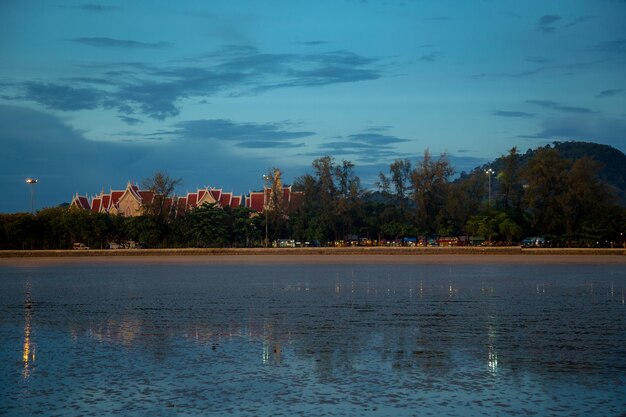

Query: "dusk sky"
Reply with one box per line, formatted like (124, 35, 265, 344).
(1, 0, 625, 213)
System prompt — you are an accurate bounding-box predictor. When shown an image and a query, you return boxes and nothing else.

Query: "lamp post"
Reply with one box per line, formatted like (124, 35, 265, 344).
(485, 169, 494, 208)
(262, 174, 270, 248)
(26, 178, 38, 214)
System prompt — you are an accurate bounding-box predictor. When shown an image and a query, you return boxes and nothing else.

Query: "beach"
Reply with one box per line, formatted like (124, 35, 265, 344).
(1, 246, 624, 266)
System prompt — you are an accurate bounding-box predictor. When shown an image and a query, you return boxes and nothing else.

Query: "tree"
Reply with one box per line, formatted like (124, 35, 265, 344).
(263, 168, 288, 242)
(141, 171, 182, 220)
(231, 206, 261, 247)
(378, 159, 412, 219)
(290, 173, 321, 242)
(522, 147, 569, 236)
(335, 159, 363, 241)
(410, 150, 454, 234)
(443, 169, 486, 235)
(497, 213, 522, 244)
(187, 203, 230, 247)
(312, 156, 338, 242)
(497, 147, 524, 214)
(561, 157, 614, 240)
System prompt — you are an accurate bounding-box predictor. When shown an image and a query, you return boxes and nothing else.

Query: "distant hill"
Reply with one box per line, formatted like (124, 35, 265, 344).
(487, 141, 626, 205)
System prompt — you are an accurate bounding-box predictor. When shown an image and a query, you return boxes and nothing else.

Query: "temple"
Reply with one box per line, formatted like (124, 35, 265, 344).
(70, 180, 300, 216)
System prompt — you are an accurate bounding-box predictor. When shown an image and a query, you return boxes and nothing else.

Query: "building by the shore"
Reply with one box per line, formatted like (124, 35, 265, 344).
(70, 181, 299, 216)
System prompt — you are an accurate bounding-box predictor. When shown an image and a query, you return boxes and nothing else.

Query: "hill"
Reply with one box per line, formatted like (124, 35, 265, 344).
(484, 141, 626, 205)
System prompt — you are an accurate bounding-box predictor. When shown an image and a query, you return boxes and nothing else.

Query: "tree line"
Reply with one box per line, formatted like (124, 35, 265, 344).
(1, 146, 625, 250)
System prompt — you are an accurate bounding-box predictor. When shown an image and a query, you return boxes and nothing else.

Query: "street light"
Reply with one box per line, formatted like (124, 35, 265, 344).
(485, 169, 494, 208)
(25, 178, 38, 214)
(262, 174, 271, 248)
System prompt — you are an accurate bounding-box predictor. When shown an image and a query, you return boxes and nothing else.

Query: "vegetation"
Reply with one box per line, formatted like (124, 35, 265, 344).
(1, 142, 625, 250)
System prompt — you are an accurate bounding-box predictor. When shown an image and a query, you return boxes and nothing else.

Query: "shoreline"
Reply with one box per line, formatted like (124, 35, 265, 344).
(0, 246, 624, 258)
(1, 247, 624, 266)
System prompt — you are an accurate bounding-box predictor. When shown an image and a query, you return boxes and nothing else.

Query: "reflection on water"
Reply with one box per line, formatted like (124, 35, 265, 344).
(21, 282, 35, 380)
(0, 263, 625, 416)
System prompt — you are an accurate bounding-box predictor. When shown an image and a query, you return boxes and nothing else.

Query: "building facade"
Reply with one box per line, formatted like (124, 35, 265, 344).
(70, 181, 299, 217)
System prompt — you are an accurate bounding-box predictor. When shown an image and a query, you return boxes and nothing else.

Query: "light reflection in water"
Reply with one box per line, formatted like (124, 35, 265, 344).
(22, 283, 35, 380)
(2, 264, 625, 417)
(487, 316, 498, 374)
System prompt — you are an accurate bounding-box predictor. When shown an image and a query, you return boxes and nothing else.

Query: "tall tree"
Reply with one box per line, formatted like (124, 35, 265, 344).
(561, 157, 614, 239)
(410, 150, 454, 234)
(335, 159, 363, 241)
(141, 171, 182, 220)
(378, 159, 412, 218)
(497, 147, 524, 213)
(443, 169, 486, 235)
(263, 168, 288, 242)
(522, 147, 569, 235)
(312, 156, 338, 242)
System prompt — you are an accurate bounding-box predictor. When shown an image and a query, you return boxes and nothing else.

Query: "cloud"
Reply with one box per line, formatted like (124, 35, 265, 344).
(526, 99, 592, 114)
(172, 119, 315, 148)
(0, 105, 144, 212)
(565, 15, 594, 28)
(299, 129, 412, 164)
(6, 45, 383, 120)
(420, 52, 440, 62)
(72, 37, 173, 49)
(0, 105, 314, 211)
(118, 116, 143, 125)
(492, 110, 535, 118)
(470, 67, 546, 79)
(236, 141, 305, 149)
(520, 115, 626, 151)
(524, 56, 551, 64)
(297, 40, 328, 46)
(21, 82, 104, 111)
(363, 126, 392, 133)
(537, 15, 561, 33)
(75, 4, 120, 12)
(347, 133, 410, 145)
(596, 88, 622, 98)
(595, 38, 626, 55)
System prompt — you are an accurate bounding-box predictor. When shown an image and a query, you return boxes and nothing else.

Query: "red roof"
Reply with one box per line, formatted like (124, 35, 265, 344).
(163, 197, 173, 212)
(198, 190, 207, 201)
(177, 197, 187, 214)
(138, 190, 154, 204)
(210, 189, 222, 202)
(219, 192, 232, 207)
(187, 192, 198, 208)
(231, 196, 242, 207)
(101, 194, 111, 211)
(248, 192, 265, 212)
(91, 197, 102, 213)
(111, 191, 124, 206)
(283, 187, 291, 202)
(74, 196, 90, 210)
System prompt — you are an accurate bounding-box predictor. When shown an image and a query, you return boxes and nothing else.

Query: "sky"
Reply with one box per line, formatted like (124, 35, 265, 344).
(1, 0, 625, 213)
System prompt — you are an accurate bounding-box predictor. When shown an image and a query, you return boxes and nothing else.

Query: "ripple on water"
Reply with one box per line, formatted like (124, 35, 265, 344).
(0, 263, 625, 416)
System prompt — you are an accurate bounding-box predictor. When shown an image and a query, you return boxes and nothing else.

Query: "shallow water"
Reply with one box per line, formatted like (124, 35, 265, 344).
(1, 263, 625, 416)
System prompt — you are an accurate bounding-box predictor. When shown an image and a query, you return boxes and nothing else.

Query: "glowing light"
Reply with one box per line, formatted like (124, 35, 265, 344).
(22, 307, 35, 379)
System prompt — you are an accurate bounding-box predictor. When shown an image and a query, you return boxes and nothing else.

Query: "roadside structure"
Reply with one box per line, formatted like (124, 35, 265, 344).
(70, 180, 298, 217)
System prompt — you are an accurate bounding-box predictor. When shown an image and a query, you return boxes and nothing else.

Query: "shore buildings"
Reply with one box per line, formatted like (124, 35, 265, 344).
(70, 181, 299, 216)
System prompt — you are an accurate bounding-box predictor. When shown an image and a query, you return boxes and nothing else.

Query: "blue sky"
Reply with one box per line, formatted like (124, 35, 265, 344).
(1, 0, 625, 213)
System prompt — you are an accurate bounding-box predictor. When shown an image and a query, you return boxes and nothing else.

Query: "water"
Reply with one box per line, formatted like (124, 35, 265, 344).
(1, 262, 625, 416)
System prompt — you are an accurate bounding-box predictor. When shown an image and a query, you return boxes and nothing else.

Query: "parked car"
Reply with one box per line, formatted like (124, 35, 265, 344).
(522, 237, 546, 247)
(72, 242, 89, 250)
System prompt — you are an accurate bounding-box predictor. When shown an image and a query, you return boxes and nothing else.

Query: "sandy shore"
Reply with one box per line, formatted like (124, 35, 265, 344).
(0, 247, 624, 267)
